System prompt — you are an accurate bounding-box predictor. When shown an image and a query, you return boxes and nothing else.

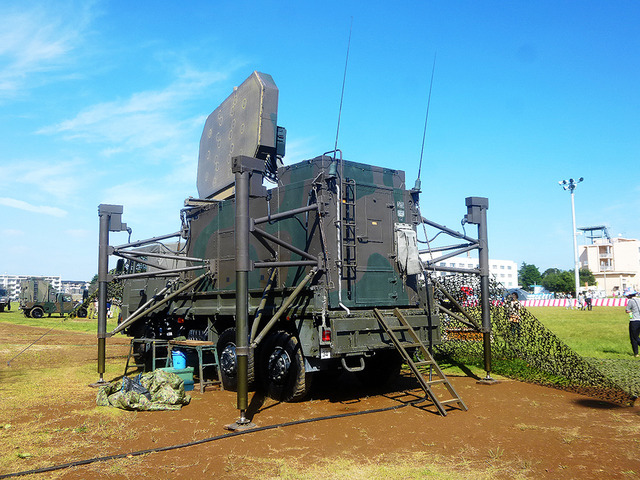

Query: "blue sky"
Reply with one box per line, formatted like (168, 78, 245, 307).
(1, 1, 639, 281)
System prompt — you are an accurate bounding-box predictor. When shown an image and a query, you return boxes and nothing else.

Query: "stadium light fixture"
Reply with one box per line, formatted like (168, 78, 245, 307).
(558, 177, 584, 302)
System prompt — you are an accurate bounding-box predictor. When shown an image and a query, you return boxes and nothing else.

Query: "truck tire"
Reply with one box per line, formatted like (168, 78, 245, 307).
(258, 331, 311, 402)
(30, 307, 44, 319)
(77, 307, 88, 318)
(216, 328, 255, 391)
(355, 350, 403, 387)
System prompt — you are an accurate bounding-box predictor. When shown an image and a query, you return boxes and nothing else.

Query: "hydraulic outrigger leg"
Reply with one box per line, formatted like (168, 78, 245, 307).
(91, 204, 129, 387)
(464, 197, 495, 383)
(226, 156, 264, 431)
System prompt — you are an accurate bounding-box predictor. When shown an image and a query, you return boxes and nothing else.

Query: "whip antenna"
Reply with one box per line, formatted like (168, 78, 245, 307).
(416, 52, 437, 186)
(334, 17, 353, 154)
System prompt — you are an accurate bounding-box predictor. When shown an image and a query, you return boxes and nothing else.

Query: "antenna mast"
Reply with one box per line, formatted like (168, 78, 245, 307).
(415, 53, 437, 190)
(334, 17, 353, 154)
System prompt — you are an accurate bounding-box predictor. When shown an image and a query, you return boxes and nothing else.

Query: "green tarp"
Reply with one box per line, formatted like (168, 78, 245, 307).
(97, 370, 191, 411)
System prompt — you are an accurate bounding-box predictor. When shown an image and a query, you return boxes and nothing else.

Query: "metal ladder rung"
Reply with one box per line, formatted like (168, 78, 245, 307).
(414, 360, 436, 367)
(389, 325, 411, 331)
(372, 307, 467, 416)
(426, 379, 447, 386)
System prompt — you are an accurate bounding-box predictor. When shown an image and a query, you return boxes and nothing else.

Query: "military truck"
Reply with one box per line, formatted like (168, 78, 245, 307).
(0, 287, 10, 312)
(109, 72, 488, 406)
(20, 279, 87, 318)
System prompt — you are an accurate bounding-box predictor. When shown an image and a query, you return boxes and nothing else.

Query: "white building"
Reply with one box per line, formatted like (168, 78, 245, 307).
(61, 280, 91, 298)
(580, 237, 640, 295)
(420, 255, 518, 289)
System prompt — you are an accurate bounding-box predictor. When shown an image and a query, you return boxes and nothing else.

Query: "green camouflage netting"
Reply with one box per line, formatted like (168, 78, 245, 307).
(429, 273, 636, 406)
(97, 369, 191, 411)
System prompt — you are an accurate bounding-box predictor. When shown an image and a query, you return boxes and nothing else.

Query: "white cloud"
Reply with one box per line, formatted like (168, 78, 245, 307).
(66, 229, 92, 239)
(0, 197, 67, 217)
(39, 69, 228, 159)
(0, 1, 97, 98)
(0, 158, 95, 203)
(1, 228, 24, 237)
(281, 136, 319, 164)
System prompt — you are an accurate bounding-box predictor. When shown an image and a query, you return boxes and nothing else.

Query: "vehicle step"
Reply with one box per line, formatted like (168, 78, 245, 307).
(426, 379, 447, 386)
(413, 360, 435, 367)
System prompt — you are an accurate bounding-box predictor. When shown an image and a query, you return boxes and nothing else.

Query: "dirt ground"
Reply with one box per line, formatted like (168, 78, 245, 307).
(1, 322, 639, 479)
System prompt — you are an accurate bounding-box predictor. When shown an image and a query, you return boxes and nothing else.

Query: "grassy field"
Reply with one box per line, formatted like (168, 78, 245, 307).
(0, 307, 119, 333)
(527, 306, 633, 359)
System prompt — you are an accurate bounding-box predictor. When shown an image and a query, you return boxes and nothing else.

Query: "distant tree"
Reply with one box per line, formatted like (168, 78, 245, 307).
(88, 274, 98, 295)
(87, 271, 123, 301)
(579, 268, 596, 287)
(542, 268, 561, 278)
(542, 270, 573, 293)
(518, 262, 542, 290)
(540, 268, 595, 294)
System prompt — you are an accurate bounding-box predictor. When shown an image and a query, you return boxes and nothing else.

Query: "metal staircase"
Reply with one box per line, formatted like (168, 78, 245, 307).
(373, 307, 467, 416)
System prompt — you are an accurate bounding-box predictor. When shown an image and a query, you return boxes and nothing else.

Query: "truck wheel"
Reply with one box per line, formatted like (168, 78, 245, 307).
(30, 307, 44, 319)
(77, 308, 88, 318)
(216, 328, 255, 391)
(355, 350, 403, 387)
(258, 331, 311, 402)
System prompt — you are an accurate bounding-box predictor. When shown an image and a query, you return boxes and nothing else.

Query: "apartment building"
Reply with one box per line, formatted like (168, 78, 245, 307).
(580, 237, 640, 295)
(420, 254, 518, 289)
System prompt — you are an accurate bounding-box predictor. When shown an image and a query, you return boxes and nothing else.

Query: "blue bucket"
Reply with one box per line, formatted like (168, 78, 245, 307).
(172, 349, 187, 369)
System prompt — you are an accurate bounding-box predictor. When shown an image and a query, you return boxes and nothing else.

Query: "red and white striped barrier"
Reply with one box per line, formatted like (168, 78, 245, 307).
(521, 298, 628, 307)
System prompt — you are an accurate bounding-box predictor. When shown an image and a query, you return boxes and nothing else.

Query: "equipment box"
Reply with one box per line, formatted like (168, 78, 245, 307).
(160, 367, 195, 391)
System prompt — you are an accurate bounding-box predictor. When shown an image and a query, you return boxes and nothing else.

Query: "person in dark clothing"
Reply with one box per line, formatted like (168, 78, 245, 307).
(625, 290, 640, 357)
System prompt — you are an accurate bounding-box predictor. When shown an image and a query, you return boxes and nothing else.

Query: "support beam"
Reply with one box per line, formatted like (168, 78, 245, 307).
(464, 197, 493, 381)
(229, 155, 264, 430)
(93, 204, 128, 387)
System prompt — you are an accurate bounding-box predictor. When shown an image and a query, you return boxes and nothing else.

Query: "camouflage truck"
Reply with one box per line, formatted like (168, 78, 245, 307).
(0, 287, 10, 312)
(111, 71, 466, 403)
(20, 279, 87, 318)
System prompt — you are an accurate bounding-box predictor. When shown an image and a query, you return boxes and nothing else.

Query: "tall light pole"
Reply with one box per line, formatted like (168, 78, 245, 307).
(559, 177, 584, 303)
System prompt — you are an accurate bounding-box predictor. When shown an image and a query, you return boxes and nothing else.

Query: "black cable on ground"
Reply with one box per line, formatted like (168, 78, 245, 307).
(0, 400, 420, 479)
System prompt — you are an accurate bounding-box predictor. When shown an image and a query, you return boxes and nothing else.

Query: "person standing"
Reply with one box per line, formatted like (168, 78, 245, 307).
(565, 292, 573, 310)
(625, 290, 640, 357)
(578, 292, 585, 310)
(506, 292, 522, 336)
